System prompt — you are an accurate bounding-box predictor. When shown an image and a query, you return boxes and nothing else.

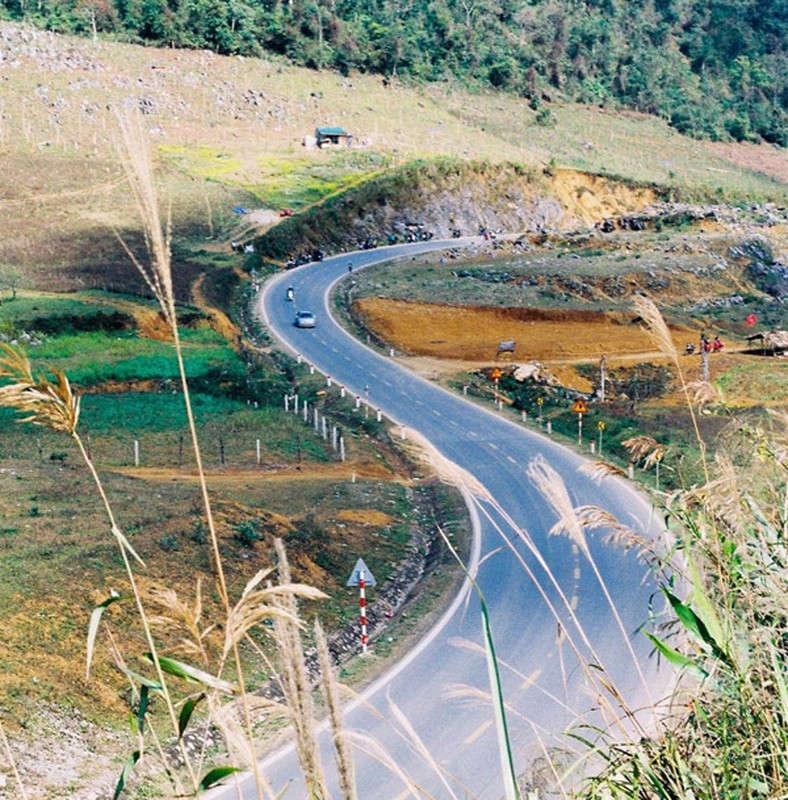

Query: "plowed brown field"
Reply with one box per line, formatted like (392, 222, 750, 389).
(356, 297, 702, 388)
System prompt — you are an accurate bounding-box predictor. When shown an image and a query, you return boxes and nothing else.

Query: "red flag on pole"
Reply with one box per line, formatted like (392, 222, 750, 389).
(746, 313, 757, 327)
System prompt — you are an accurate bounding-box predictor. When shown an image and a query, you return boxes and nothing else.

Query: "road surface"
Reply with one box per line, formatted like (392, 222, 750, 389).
(212, 240, 670, 799)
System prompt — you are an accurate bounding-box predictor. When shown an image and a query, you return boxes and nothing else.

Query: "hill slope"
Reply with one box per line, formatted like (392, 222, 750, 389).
(3, 0, 786, 145)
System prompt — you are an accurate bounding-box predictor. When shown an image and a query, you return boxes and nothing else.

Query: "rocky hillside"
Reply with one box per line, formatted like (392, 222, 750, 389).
(256, 160, 663, 260)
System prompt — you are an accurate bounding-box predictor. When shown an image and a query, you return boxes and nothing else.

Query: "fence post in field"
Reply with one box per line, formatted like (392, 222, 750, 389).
(219, 437, 225, 465)
(376, 408, 382, 422)
(340, 385, 346, 398)
(327, 375, 332, 387)
(303, 402, 309, 423)
(521, 410, 527, 423)
(256, 438, 261, 466)
(322, 416, 328, 440)
(294, 394, 299, 415)
(134, 439, 139, 467)
(339, 437, 346, 462)
(284, 394, 289, 413)
(332, 425, 338, 450)
(546, 421, 552, 435)
(314, 407, 319, 432)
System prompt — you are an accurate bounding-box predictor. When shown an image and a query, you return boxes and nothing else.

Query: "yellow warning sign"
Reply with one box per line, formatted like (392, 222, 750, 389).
(572, 399, 588, 414)
(490, 368, 502, 380)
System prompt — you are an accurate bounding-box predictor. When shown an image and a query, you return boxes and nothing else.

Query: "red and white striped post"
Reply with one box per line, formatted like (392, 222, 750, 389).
(359, 569, 368, 654)
(347, 557, 376, 657)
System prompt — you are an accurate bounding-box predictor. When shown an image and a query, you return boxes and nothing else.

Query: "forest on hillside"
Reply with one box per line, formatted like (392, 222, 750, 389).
(1, 0, 786, 147)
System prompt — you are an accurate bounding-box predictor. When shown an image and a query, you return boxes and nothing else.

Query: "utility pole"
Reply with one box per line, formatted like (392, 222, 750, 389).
(599, 354, 607, 402)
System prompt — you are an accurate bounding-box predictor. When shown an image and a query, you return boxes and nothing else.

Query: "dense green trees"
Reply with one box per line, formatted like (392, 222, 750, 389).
(1, 0, 784, 145)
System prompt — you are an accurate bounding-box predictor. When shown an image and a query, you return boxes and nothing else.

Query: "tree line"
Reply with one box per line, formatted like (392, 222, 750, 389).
(2, 0, 785, 146)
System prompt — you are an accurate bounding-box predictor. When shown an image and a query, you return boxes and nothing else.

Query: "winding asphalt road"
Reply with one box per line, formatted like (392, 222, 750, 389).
(213, 240, 670, 800)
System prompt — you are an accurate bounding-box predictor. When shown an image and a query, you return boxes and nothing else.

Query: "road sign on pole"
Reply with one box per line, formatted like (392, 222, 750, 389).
(347, 558, 377, 654)
(346, 557, 377, 587)
(572, 399, 588, 444)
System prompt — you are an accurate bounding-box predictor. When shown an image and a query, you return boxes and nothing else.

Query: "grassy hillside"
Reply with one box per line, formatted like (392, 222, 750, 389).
(3, 0, 785, 146)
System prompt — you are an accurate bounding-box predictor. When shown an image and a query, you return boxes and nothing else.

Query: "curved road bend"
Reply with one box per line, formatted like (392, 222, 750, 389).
(214, 241, 670, 800)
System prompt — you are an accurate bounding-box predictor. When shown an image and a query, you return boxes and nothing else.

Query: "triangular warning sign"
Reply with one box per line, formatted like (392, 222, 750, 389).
(346, 557, 377, 587)
(572, 399, 588, 414)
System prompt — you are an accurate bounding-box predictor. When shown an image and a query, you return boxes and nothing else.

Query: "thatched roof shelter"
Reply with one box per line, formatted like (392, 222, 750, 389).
(746, 330, 788, 354)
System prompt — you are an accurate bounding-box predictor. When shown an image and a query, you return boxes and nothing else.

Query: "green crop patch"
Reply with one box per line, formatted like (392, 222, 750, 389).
(160, 144, 244, 180)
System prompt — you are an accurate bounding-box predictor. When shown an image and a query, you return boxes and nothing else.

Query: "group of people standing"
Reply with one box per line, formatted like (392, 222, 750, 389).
(685, 333, 724, 355)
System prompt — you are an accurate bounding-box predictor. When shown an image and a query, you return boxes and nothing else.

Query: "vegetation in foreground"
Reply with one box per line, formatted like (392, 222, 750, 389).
(577, 299, 788, 799)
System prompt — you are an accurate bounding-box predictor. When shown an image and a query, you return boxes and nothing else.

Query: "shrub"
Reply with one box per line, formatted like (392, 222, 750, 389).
(159, 534, 180, 552)
(234, 519, 262, 546)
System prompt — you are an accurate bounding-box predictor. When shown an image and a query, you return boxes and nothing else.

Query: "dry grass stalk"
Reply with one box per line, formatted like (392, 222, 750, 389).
(633, 295, 677, 363)
(0, 343, 206, 786)
(633, 295, 709, 481)
(621, 435, 660, 464)
(270, 538, 328, 799)
(208, 693, 283, 785)
(447, 636, 575, 714)
(462, 499, 648, 741)
(0, 720, 29, 800)
(225, 579, 326, 662)
(527, 455, 655, 709)
(113, 108, 274, 795)
(385, 695, 463, 800)
(144, 579, 214, 664)
(315, 619, 357, 800)
(527, 455, 589, 557)
(106, 628, 191, 797)
(345, 732, 436, 800)
(578, 460, 627, 483)
(398, 426, 493, 502)
(0, 342, 80, 434)
(686, 380, 723, 410)
(114, 108, 176, 326)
